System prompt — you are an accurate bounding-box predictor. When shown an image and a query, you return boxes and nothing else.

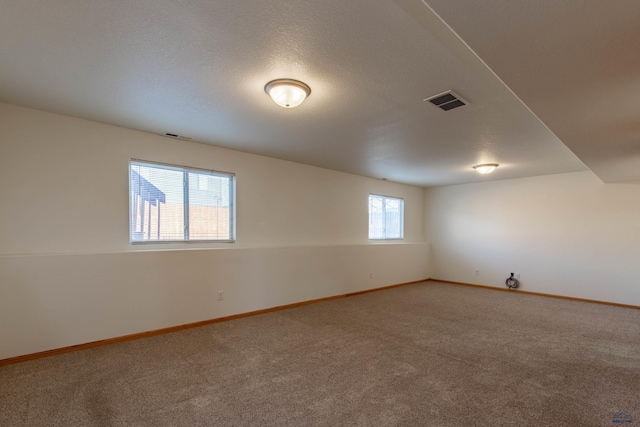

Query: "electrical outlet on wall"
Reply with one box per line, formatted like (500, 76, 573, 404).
(474, 270, 480, 276)
(514, 273, 520, 279)
(217, 291, 224, 301)
(369, 272, 373, 279)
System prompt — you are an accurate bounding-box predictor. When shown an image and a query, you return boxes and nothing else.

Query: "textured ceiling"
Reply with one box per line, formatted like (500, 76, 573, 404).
(0, 0, 607, 187)
(425, 0, 640, 183)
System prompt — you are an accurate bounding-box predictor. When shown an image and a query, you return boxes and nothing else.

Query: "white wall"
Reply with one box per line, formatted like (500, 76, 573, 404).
(0, 103, 430, 359)
(425, 171, 640, 306)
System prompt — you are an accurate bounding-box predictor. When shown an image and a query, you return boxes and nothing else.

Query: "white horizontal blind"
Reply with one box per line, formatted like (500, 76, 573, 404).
(368, 194, 404, 240)
(129, 160, 234, 243)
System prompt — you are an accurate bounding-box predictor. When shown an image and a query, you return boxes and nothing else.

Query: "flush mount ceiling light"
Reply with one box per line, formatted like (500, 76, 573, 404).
(473, 163, 499, 174)
(264, 79, 311, 108)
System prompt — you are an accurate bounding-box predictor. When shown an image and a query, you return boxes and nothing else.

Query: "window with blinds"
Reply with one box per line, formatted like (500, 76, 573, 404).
(368, 194, 404, 240)
(129, 160, 235, 243)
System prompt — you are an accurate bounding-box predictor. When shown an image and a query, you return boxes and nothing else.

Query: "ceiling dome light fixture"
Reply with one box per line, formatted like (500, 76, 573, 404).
(264, 79, 311, 108)
(473, 163, 499, 174)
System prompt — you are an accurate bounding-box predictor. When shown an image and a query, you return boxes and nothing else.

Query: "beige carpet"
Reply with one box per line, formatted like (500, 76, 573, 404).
(1, 280, 639, 426)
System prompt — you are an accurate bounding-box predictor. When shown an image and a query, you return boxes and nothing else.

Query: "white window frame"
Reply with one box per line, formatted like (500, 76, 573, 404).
(129, 159, 235, 244)
(368, 194, 404, 240)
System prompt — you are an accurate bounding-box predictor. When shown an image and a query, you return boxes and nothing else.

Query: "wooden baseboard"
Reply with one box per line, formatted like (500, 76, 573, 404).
(344, 279, 427, 297)
(0, 278, 430, 367)
(433, 279, 640, 310)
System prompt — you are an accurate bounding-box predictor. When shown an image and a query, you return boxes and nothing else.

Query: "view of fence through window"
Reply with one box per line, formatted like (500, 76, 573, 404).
(129, 161, 234, 242)
(368, 194, 404, 239)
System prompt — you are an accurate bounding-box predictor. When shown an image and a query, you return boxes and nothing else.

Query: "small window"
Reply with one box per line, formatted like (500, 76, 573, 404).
(129, 160, 235, 243)
(368, 194, 404, 240)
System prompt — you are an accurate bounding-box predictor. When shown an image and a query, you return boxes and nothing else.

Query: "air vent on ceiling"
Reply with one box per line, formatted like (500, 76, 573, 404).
(424, 90, 468, 111)
(164, 132, 192, 141)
